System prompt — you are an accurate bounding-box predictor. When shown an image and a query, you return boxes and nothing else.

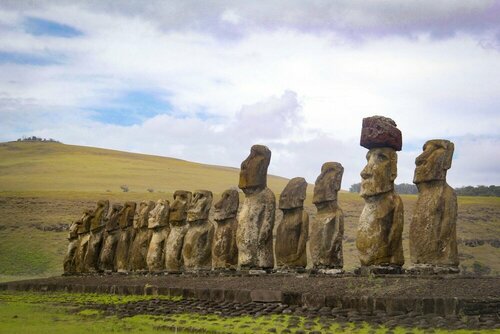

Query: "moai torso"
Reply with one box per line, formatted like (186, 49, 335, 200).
(84, 200, 109, 272)
(147, 199, 170, 272)
(275, 177, 309, 270)
(410, 140, 458, 269)
(212, 189, 239, 270)
(99, 203, 123, 272)
(129, 200, 155, 271)
(309, 163, 344, 269)
(115, 201, 136, 272)
(356, 116, 404, 269)
(165, 191, 191, 272)
(63, 219, 81, 274)
(237, 145, 276, 270)
(74, 209, 93, 273)
(183, 190, 214, 271)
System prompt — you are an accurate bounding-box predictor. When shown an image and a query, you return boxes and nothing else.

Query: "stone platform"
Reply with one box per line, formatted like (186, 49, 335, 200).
(1, 274, 499, 317)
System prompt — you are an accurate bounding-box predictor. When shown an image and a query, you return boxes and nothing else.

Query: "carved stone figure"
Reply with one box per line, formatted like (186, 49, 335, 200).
(63, 218, 81, 275)
(74, 209, 93, 273)
(309, 163, 344, 271)
(212, 188, 239, 270)
(128, 200, 155, 271)
(165, 191, 192, 272)
(410, 139, 458, 273)
(237, 145, 276, 270)
(356, 116, 404, 273)
(84, 200, 109, 272)
(146, 199, 170, 272)
(98, 203, 123, 272)
(275, 177, 309, 270)
(183, 190, 214, 271)
(115, 201, 136, 273)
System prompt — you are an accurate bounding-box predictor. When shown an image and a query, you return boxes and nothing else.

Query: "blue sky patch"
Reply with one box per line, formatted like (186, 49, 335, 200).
(0, 51, 61, 66)
(91, 90, 172, 126)
(24, 17, 82, 38)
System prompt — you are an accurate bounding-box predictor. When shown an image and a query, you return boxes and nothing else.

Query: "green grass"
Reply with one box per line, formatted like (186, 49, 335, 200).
(0, 291, 495, 334)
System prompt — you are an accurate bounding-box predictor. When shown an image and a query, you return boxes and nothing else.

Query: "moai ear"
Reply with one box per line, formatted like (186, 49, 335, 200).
(443, 141, 454, 170)
(390, 151, 398, 182)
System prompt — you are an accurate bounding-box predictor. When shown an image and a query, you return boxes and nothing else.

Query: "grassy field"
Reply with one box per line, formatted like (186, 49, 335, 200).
(0, 141, 499, 282)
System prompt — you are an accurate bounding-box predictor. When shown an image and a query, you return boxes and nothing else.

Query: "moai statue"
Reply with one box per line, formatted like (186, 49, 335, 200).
(183, 190, 214, 271)
(74, 209, 93, 273)
(99, 203, 123, 272)
(84, 200, 109, 273)
(63, 218, 81, 275)
(165, 191, 192, 272)
(129, 200, 155, 272)
(356, 116, 404, 274)
(309, 163, 345, 273)
(409, 140, 459, 274)
(275, 177, 309, 271)
(115, 201, 136, 273)
(212, 188, 239, 270)
(237, 145, 276, 270)
(146, 199, 170, 272)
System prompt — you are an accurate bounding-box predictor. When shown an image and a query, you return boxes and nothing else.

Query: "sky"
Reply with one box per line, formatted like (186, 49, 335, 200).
(1, 0, 499, 189)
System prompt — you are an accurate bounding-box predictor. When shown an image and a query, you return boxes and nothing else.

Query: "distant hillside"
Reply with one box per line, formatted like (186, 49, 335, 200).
(0, 141, 291, 195)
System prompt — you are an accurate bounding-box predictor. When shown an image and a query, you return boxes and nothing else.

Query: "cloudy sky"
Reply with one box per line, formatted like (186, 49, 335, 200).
(1, 1, 499, 188)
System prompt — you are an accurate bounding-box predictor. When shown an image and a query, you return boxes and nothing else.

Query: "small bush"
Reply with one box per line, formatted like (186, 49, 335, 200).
(120, 185, 129, 193)
(472, 261, 491, 276)
(147, 188, 154, 193)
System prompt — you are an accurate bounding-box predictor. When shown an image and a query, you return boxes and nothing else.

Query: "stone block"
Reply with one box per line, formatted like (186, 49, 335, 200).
(169, 287, 183, 297)
(195, 288, 210, 300)
(182, 288, 196, 299)
(422, 298, 435, 314)
(251, 289, 283, 303)
(325, 295, 342, 308)
(210, 289, 224, 301)
(223, 289, 235, 302)
(360, 116, 402, 151)
(282, 292, 302, 305)
(234, 290, 252, 304)
(302, 293, 326, 308)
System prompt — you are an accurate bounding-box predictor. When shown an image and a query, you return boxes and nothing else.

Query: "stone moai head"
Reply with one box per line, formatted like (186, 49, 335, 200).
(106, 203, 123, 222)
(359, 116, 401, 198)
(77, 209, 94, 234)
(239, 145, 271, 194)
(313, 163, 344, 204)
(213, 188, 239, 221)
(413, 139, 454, 184)
(169, 190, 192, 222)
(148, 199, 170, 228)
(90, 200, 109, 230)
(279, 177, 307, 210)
(119, 201, 136, 229)
(187, 190, 213, 222)
(135, 200, 155, 228)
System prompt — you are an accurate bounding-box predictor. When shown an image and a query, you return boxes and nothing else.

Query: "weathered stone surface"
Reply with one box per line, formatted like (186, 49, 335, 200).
(63, 219, 80, 274)
(74, 209, 93, 273)
(84, 200, 109, 272)
(309, 163, 344, 269)
(275, 177, 308, 269)
(410, 139, 458, 269)
(115, 202, 136, 272)
(129, 200, 155, 271)
(237, 145, 275, 270)
(183, 190, 214, 271)
(212, 188, 239, 270)
(165, 191, 192, 272)
(360, 116, 402, 151)
(146, 199, 170, 272)
(357, 146, 404, 267)
(98, 203, 123, 272)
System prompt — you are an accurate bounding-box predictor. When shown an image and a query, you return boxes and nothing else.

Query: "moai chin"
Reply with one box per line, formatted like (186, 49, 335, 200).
(165, 190, 192, 272)
(74, 209, 93, 273)
(409, 139, 458, 274)
(63, 217, 81, 275)
(146, 199, 170, 272)
(183, 190, 214, 271)
(356, 116, 404, 274)
(212, 188, 239, 270)
(275, 177, 309, 271)
(237, 145, 276, 270)
(129, 200, 155, 272)
(309, 163, 344, 273)
(115, 201, 136, 273)
(84, 200, 109, 273)
(98, 203, 123, 272)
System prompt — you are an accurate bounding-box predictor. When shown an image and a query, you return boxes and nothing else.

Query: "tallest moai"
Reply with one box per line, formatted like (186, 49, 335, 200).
(237, 145, 276, 270)
(356, 116, 404, 274)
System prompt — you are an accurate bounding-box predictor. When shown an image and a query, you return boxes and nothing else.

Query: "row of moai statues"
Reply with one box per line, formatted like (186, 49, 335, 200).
(64, 115, 458, 275)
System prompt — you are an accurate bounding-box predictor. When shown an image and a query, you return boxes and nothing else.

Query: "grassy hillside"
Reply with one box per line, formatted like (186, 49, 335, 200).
(0, 141, 498, 282)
